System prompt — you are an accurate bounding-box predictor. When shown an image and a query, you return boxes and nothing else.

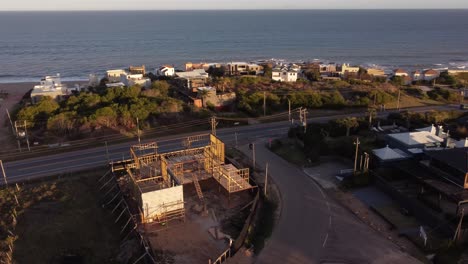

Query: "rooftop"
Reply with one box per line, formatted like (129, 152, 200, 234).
(388, 131, 444, 146)
(373, 146, 409, 161)
(425, 147, 468, 174)
(176, 69, 209, 79)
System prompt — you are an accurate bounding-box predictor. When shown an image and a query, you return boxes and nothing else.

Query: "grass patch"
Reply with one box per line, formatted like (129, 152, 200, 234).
(246, 197, 278, 254)
(0, 169, 122, 263)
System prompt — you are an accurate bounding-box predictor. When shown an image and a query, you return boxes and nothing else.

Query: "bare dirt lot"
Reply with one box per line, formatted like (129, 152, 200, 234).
(144, 178, 254, 264)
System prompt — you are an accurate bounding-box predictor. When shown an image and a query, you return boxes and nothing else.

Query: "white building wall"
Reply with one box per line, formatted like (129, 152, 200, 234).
(141, 185, 184, 219)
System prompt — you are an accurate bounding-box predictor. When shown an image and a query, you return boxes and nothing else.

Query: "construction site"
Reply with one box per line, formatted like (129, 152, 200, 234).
(106, 132, 256, 263)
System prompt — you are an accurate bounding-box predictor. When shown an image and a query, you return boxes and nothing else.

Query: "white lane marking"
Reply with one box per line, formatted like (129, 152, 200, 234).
(322, 233, 329, 248)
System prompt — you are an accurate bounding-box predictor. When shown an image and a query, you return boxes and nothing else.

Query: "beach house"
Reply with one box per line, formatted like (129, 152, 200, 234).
(176, 69, 209, 92)
(272, 65, 299, 82)
(31, 74, 68, 104)
(423, 69, 440, 81)
(107, 69, 127, 83)
(226, 62, 263, 76)
(129, 65, 146, 75)
(393, 68, 409, 77)
(156, 65, 175, 77)
(120, 73, 151, 88)
(339, 63, 360, 76)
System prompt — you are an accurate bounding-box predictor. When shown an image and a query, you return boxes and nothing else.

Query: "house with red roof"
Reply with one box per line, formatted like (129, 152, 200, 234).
(423, 69, 440, 81)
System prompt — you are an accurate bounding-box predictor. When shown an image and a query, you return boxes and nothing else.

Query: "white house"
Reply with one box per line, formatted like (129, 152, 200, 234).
(393, 68, 409, 77)
(156, 65, 175, 77)
(31, 74, 68, 104)
(107, 69, 127, 83)
(272, 66, 298, 82)
(423, 69, 440, 81)
(120, 73, 151, 88)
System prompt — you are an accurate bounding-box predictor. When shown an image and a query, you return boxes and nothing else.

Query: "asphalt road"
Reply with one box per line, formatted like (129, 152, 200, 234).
(239, 139, 421, 264)
(2, 104, 461, 183)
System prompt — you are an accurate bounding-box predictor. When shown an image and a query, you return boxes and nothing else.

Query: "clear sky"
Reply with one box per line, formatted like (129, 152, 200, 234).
(2, 0, 467, 11)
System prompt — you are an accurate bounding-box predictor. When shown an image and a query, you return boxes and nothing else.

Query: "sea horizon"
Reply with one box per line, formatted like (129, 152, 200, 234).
(1, 9, 468, 83)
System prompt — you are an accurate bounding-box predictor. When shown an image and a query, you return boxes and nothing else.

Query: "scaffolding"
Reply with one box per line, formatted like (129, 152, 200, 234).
(116, 133, 253, 225)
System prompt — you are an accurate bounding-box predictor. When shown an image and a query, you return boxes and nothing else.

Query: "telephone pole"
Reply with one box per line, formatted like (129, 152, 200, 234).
(264, 162, 269, 197)
(24, 121, 30, 151)
(210, 116, 218, 136)
(1, 160, 7, 186)
(353, 137, 361, 174)
(263, 91, 266, 116)
(6, 109, 15, 136)
(288, 99, 291, 123)
(397, 88, 401, 111)
(299, 108, 308, 133)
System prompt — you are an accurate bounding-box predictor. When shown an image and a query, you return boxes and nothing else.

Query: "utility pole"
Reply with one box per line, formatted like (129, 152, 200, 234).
(264, 163, 269, 197)
(14, 121, 21, 152)
(210, 116, 218, 136)
(24, 121, 30, 151)
(300, 108, 308, 133)
(1, 160, 7, 186)
(397, 87, 401, 111)
(353, 137, 361, 174)
(6, 109, 15, 136)
(136, 117, 141, 144)
(263, 91, 266, 117)
(288, 99, 291, 123)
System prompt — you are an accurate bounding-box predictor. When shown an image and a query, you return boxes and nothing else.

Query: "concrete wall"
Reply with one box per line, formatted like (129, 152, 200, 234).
(141, 185, 184, 218)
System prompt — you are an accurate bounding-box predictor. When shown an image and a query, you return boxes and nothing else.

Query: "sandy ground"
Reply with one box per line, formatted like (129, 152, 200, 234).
(0, 83, 34, 151)
(144, 179, 254, 264)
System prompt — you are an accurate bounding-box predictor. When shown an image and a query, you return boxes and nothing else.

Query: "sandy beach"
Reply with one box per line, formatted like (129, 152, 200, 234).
(0, 81, 87, 151)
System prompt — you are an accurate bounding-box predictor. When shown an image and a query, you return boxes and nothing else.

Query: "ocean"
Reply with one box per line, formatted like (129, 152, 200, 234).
(0, 10, 468, 83)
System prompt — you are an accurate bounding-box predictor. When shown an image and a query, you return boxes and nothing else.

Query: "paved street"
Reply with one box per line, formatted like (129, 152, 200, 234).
(2, 104, 461, 183)
(240, 141, 421, 264)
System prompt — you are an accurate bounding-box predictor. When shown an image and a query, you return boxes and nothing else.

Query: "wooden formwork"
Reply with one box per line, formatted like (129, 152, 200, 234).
(214, 165, 252, 193)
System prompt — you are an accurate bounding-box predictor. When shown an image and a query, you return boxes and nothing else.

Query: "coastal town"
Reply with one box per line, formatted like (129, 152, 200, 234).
(27, 59, 468, 109)
(0, 57, 467, 263)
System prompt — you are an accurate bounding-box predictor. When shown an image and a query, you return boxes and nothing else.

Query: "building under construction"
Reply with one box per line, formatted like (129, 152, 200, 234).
(111, 133, 253, 225)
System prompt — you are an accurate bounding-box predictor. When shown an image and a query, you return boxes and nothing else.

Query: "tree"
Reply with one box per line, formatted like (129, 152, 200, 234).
(390, 76, 405, 86)
(207, 66, 226, 78)
(93, 107, 117, 128)
(150, 80, 170, 97)
(304, 69, 321, 81)
(336, 117, 359, 136)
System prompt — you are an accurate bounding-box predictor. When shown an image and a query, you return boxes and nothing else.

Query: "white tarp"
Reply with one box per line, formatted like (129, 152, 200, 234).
(141, 185, 184, 218)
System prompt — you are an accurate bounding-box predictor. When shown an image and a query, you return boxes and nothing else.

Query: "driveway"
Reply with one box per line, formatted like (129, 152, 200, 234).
(239, 141, 421, 264)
